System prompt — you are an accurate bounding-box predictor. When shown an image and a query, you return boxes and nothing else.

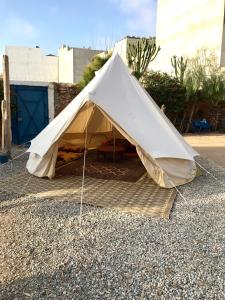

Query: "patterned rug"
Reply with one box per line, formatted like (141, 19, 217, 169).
(0, 171, 177, 219)
(56, 158, 146, 182)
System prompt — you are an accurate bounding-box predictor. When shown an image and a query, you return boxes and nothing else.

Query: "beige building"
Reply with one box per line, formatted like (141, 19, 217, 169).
(6, 45, 103, 84)
(5, 46, 58, 83)
(5, 45, 103, 127)
(58, 45, 103, 83)
(152, 0, 225, 73)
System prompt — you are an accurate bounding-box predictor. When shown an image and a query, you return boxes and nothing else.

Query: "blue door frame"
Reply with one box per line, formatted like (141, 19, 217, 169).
(11, 85, 49, 144)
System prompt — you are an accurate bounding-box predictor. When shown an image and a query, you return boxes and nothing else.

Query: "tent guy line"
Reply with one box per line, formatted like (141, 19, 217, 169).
(168, 178, 187, 202)
(0, 150, 28, 169)
(195, 161, 225, 189)
(0, 139, 32, 169)
(79, 102, 90, 225)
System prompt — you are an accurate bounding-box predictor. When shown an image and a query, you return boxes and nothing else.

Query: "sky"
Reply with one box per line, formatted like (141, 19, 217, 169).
(0, 0, 157, 65)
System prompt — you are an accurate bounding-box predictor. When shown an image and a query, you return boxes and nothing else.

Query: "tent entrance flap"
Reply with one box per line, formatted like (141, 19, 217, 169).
(65, 102, 113, 134)
(59, 104, 197, 188)
(59, 103, 125, 149)
(27, 101, 197, 188)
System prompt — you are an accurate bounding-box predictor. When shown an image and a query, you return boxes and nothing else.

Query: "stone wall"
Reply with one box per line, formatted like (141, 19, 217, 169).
(54, 83, 81, 116)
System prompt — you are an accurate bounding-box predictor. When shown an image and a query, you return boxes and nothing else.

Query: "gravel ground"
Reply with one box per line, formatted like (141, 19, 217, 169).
(0, 151, 225, 300)
(0, 147, 29, 180)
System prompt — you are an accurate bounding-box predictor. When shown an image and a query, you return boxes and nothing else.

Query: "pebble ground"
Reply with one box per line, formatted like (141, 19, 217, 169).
(0, 152, 224, 299)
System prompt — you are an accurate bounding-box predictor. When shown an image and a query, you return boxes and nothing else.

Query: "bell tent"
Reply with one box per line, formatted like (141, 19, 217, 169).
(26, 54, 198, 188)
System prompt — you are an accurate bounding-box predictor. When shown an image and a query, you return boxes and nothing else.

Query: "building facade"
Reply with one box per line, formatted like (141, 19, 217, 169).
(58, 46, 103, 83)
(5, 46, 57, 144)
(5, 45, 102, 144)
(152, 0, 225, 73)
(5, 46, 58, 83)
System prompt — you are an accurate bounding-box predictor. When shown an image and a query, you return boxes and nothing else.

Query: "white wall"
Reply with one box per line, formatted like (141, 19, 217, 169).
(73, 48, 103, 82)
(58, 46, 103, 83)
(6, 45, 104, 85)
(58, 46, 74, 84)
(5, 46, 58, 83)
(152, 0, 225, 73)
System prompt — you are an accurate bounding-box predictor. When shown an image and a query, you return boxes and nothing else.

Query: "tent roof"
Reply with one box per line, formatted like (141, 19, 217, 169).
(27, 54, 198, 161)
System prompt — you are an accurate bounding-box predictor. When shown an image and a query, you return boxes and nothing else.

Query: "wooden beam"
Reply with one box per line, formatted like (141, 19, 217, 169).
(2, 55, 12, 157)
(1, 99, 6, 152)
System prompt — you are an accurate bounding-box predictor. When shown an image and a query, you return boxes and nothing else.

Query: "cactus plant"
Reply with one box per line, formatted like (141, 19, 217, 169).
(127, 38, 161, 80)
(171, 55, 187, 84)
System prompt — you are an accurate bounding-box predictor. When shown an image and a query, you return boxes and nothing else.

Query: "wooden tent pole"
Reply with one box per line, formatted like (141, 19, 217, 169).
(2, 55, 12, 158)
(113, 127, 116, 162)
(1, 98, 6, 152)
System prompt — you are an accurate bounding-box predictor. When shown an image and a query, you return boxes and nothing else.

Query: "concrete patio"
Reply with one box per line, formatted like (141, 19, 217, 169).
(184, 133, 225, 168)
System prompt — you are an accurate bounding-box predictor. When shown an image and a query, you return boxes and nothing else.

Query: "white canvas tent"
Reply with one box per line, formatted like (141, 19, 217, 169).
(26, 54, 199, 188)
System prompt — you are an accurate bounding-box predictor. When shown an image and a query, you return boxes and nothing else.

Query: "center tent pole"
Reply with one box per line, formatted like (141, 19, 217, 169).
(113, 127, 116, 163)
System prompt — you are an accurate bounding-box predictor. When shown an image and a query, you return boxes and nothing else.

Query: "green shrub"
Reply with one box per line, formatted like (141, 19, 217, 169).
(182, 49, 225, 132)
(201, 73, 225, 130)
(80, 53, 111, 88)
(142, 71, 187, 120)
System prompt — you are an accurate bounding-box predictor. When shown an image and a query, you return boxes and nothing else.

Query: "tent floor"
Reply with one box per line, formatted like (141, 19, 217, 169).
(0, 168, 177, 219)
(56, 155, 146, 182)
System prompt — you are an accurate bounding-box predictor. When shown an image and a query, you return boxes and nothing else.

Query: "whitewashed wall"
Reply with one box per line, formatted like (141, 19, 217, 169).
(58, 46, 74, 84)
(73, 48, 102, 82)
(58, 46, 103, 83)
(5, 46, 58, 82)
(6, 45, 103, 85)
(151, 0, 225, 73)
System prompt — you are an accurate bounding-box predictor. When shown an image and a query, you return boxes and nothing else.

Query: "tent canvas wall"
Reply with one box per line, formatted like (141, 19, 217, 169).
(26, 54, 199, 188)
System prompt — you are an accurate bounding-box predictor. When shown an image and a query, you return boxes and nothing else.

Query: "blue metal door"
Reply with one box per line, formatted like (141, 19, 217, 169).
(11, 85, 49, 144)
